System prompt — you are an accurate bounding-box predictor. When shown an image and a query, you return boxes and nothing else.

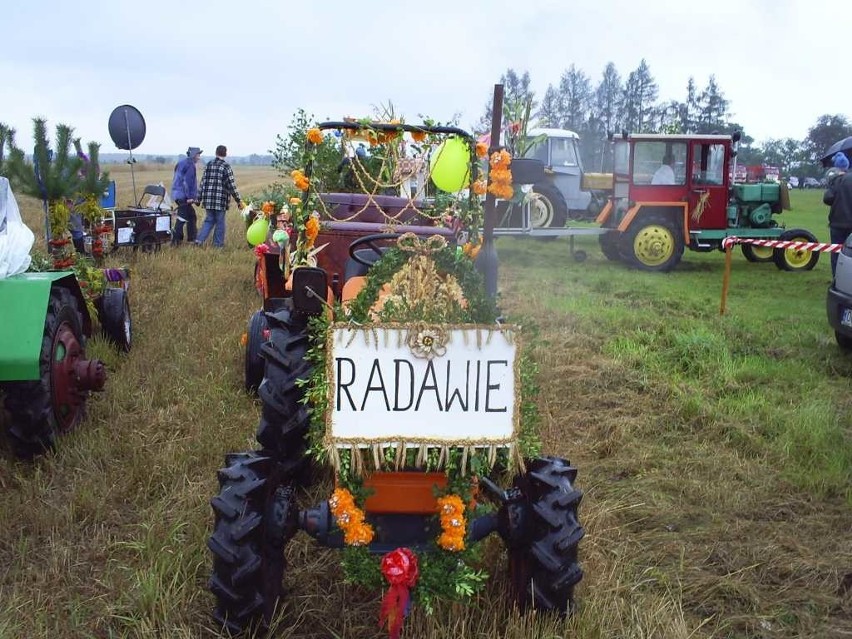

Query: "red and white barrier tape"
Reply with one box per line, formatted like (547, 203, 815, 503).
(722, 236, 842, 253)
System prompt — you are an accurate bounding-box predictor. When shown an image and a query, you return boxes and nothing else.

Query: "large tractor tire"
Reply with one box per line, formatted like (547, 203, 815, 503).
(255, 303, 313, 482)
(621, 212, 684, 272)
(3, 287, 105, 458)
(97, 287, 132, 352)
(208, 451, 297, 635)
(773, 229, 820, 271)
(508, 456, 584, 614)
(244, 310, 269, 394)
(529, 183, 568, 230)
(741, 243, 774, 263)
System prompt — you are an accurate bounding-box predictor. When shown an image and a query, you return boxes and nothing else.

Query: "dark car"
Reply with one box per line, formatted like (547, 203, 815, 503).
(827, 233, 852, 349)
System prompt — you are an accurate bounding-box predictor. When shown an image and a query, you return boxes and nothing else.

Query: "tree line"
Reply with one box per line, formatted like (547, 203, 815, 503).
(479, 65, 851, 178)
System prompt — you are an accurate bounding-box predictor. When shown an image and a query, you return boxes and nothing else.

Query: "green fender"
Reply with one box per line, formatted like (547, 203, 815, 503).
(0, 272, 92, 382)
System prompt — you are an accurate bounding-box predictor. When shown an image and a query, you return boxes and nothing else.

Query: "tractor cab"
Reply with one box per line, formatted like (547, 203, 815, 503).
(612, 134, 733, 232)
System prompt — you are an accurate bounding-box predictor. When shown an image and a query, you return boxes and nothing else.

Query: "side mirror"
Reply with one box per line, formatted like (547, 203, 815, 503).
(732, 131, 742, 143)
(621, 129, 628, 140)
(606, 130, 614, 142)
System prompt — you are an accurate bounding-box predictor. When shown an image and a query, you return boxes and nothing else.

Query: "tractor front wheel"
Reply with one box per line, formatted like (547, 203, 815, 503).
(255, 302, 313, 482)
(529, 183, 568, 230)
(773, 229, 820, 271)
(622, 213, 684, 272)
(598, 230, 622, 262)
(244, 310, 269, 394)
(97, 287, 132, 352)
(208, 451, 296, 635)
(507, 456, 584, 614)
(3, 286, 105, 457)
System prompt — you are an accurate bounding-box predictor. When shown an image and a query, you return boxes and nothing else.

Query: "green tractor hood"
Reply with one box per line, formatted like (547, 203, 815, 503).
(0, 271, 92, 382)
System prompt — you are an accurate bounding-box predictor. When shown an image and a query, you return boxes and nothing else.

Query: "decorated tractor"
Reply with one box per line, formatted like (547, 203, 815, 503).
(0, 177, 132, 458)
(596, 132, 820, 272)
(209, 120, 584, 636)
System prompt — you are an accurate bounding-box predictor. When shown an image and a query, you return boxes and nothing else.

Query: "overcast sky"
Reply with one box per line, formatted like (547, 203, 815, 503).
(1, 0, 847, 158)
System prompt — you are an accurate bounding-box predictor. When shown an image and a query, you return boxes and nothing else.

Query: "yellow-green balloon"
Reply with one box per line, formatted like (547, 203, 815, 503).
(246, 217, 270, 247)
(430, 136, 471, 193)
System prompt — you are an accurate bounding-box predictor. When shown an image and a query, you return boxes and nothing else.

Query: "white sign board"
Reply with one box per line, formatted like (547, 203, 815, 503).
(327, 325, 518, 446)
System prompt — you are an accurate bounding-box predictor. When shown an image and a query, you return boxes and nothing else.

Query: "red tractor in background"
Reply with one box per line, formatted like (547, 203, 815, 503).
(596, 133, 819, 272)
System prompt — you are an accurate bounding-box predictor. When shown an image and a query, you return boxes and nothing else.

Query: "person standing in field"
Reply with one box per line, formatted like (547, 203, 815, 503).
(195, 145, 243, 248)
(171, 146, 202, 246)
(824, 152, 851, 276)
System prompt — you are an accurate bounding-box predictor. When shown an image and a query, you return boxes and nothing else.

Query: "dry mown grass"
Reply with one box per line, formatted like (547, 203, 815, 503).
(0, 172, 850, 638)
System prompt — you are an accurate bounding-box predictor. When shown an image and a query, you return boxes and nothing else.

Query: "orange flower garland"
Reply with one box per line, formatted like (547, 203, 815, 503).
(471, 179, 487, 196)
(261, 200, 275, 216)
(306, 128, 324, 145)
(330, 488, 375, 546)
(291, 169, 310, 191)
(436, 494, 466, 552)
(304, 213, 320, 247)
(410, 130, 427, 143)
(487, 150, 513, 200)
(475, 141, 488, 158)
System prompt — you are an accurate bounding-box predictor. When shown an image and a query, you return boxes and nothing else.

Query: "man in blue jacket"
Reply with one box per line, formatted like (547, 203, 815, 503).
(824, 152, 852, 275)
(171, 146, 202, 246)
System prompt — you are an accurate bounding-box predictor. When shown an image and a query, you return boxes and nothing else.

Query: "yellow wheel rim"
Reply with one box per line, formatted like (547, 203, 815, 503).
(751, 245, 774, 260)
(633, 225, 675, 267)
(782, 236, 814, 269)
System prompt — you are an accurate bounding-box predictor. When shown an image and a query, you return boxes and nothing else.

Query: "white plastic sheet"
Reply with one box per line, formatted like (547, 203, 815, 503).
(0, 177, 34, 279)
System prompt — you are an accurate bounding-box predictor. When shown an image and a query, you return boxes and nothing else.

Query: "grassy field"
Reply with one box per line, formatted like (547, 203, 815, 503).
(1, 171, 850, 639)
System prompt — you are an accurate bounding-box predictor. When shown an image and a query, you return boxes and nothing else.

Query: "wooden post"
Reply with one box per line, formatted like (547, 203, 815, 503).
(476, 83, 504, 299)
(720, 243, 733, 315)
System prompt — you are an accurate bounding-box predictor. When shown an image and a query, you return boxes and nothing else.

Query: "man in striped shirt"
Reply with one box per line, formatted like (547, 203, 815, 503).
(195, 145, 243, 248)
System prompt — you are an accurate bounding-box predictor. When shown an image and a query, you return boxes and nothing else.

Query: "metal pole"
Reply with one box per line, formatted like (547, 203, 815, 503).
(124, 108, 138, 204)
(476, 84, 504, 300)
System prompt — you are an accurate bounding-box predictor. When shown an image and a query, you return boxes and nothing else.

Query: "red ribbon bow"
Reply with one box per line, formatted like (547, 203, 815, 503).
(379, 548, 419, 639)
(253, 243, 270, 258)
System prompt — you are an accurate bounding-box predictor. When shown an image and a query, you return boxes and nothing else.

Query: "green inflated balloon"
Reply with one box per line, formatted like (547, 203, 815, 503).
(246, 217, 269, 247)
(430, 136, 471, 193)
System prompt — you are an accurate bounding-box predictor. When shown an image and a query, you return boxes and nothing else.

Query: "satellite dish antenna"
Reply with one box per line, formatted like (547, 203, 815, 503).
(108, 104, 146, 203)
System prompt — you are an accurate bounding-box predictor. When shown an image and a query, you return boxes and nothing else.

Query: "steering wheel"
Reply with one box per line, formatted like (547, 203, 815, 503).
(348, 233, 402, 267)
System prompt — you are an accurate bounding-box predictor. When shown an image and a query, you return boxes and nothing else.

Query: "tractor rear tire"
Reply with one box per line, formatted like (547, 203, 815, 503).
(3, 287, 86, 458)
(97, 287, 132, 352)
(255, 303, 313, 482)
(530, 183, 568, 230)
(208, 451, 296, 635)
(741, 244, 774, 263)
(621, 212, 684, 272)
(773, 229, 820, 271)
(508, 456, 584, 614)
(244, 311, 269, 394)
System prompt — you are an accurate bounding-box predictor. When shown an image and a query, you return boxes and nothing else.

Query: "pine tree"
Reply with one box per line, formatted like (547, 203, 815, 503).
(557, 65, 593, 133)
(0, 123, 14, 176)
(477, 68, 536, 134)
(538, 85, 563, 128)
(594, 62, 623, 136)
(679, 77, 699, 133)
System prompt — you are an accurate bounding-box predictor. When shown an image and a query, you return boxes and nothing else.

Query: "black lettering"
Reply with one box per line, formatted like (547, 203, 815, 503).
(393, 359, 415, 411)
(445, 360, 469, 411)
(474, 360, 481, 411)
(336, 358, 357, 411)
(360, 359, 391, 411)
(415, 360, 443, 411)
(485, 360, 508, 412)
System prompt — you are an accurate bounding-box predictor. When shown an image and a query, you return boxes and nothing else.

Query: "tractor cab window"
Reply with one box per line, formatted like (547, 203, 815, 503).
(691, 143, 726, 185)
(632, 141, 687, 185)
(613, 140, 630, 175)
(550, 137, 579, 167)
(526, 139, 549, 164)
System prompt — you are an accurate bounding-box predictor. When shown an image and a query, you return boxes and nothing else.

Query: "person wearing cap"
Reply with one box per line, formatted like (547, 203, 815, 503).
(196, 145, 243, 248)
(171, 146, 202, 246)
(824, 152, 852, 275)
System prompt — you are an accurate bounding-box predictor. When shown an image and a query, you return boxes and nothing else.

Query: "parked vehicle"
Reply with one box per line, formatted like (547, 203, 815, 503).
(596, 133, 820, 272)
(803, 177, 821, 189)
(827, 233, 852, 349)
(214, 121, 584, 635)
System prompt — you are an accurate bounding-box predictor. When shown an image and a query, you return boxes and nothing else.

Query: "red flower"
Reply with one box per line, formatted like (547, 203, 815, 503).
(379, 548, 419, 639)
(254, 243, 270, 257)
